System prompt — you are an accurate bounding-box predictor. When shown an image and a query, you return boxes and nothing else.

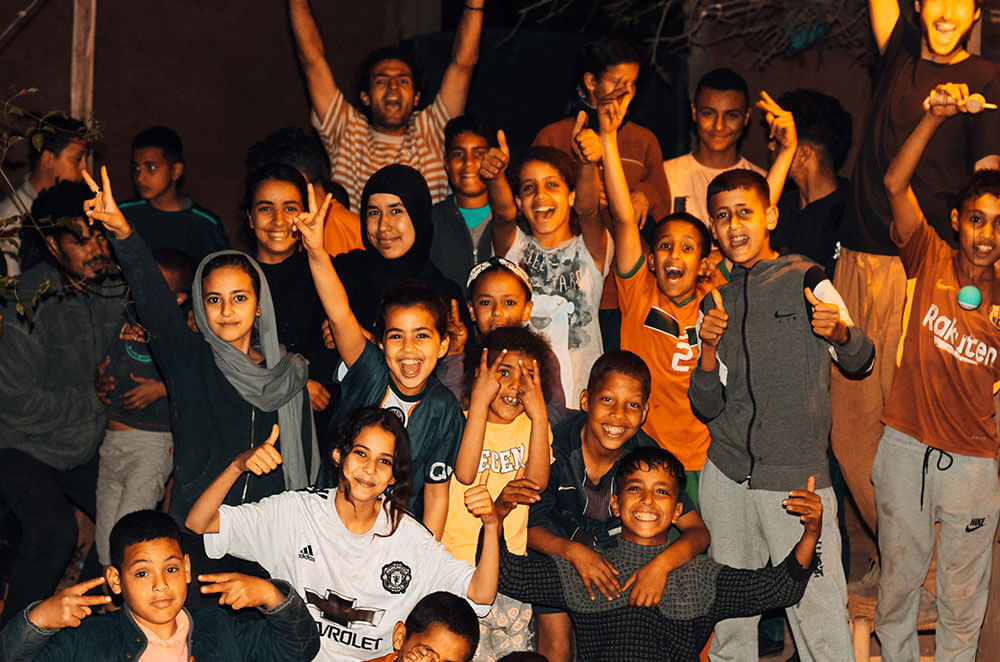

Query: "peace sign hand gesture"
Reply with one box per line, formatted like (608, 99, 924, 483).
(83, 166, 131, 240)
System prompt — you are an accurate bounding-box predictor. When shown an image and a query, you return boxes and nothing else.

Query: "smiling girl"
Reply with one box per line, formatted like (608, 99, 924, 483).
(484, 140, 610, 406)
(295, 167, 467, 539)
(245, 163, 338, 421)
(83, 167, 319, 535)
(186, 406, 499, 662)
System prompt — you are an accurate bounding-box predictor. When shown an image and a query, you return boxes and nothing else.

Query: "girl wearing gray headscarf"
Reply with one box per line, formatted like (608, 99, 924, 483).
(85, 167, 319, 530)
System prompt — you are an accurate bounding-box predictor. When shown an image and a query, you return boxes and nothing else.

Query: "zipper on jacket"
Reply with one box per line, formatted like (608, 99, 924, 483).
(741, 273, 756, 487)
(241, 407, 256, 503)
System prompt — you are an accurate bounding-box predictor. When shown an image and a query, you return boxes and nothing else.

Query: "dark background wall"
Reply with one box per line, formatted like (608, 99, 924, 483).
(1, 1, 877, 249)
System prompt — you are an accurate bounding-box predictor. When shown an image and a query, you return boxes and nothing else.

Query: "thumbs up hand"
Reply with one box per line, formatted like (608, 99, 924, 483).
(571, 110, 603, 164)
(698, 289, 729, 349)
(494, 465, 542, 521)
(804, 287, 849, 345)
(480, 129, 510, 181)
(783, 475, 822, 536)
(233, 424, 282, 476)
(464, 468, 499, 526)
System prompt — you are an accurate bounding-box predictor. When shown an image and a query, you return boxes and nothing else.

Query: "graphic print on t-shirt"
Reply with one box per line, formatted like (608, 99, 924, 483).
(518, 243, 594, 353)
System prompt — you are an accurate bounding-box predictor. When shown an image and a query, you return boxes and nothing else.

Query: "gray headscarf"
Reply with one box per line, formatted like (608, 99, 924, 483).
(192, 250, 319, 489)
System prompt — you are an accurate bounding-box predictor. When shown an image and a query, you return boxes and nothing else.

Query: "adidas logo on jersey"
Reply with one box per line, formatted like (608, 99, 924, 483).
(298, 545, 315, 562)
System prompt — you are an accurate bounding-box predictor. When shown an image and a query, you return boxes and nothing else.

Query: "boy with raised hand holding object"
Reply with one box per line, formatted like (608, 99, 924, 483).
(832, 0, 1000, 538)
(690, 167, 874, 661)
(873, 83, 1000, 662)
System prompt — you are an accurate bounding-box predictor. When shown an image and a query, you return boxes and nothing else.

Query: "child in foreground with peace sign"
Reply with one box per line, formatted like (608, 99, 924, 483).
(0, 509, 319, 661)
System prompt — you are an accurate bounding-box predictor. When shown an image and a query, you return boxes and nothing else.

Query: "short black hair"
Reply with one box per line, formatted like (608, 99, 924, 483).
(586, 350, 651, 401)
(652, 212, 713, 259)
(614, 446, 687, 495)
(706, 168, 770, 216)
(444, 115, 497, 154)
(575, 34, 641, 93)
(357, 45, 424, 110)
(27, 114, 88, 171)
(31, 180, 93, 238)
(694, 68, 749, 107)
(776, 89, 853, 171)
(465, 326, 553, 403)
(403, 591, 479, 659)
(153, 247, 195, 293)
(109, 510, 183, 570)
(957, 169, 1000, 212)
(497, 654, 549, 662)
(324, 179, 351, 211)
(245, 127, 330, 186)
(375, 281, 449, 341)
(132, 126, 184, 165)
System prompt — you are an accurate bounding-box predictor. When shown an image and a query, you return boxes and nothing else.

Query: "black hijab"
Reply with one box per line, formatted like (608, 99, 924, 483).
(334, 164, 462, 331)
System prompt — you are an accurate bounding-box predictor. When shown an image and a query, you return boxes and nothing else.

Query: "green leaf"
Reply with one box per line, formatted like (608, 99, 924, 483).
(8, 106, 23, 117)
(31, 132, 43, 151)
(7, 135, 23, 148)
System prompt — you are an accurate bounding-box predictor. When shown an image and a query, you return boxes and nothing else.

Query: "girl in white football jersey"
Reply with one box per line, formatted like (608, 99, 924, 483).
(186, 406, 500, 662)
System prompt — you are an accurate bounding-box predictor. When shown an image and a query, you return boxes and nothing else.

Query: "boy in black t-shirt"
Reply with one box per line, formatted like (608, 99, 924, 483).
(120, 126, 228, 263)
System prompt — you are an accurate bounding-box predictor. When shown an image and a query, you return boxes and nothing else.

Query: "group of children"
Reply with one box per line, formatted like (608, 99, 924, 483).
(3, 15, 1000, 662)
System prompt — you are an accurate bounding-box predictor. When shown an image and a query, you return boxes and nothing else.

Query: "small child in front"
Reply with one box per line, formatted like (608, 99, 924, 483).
(500, 446, 823, 662)
(94, 248, 193, 569)
(362, 591, 481, 662)
(0, 509, 319, 661)
(873, 84, 1000, 661)
(689, 168, 875, 660)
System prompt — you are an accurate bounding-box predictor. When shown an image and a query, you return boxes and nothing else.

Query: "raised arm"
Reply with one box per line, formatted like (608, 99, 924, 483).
(884, 85, 959, 245)
(83, 168, 194, 373)
(570, 111, 610, 267)
(758, 92, 797, 206)
(464, 474, 500, 605)
(186, 425, 282, 534)
(482, 130, 518, 255)
(869, 0, 900, 55)
(289, 0, 338, 118)
(438, 0, 485, 117)
(293, 184, 367, 367)
(599, 95, 643, 271)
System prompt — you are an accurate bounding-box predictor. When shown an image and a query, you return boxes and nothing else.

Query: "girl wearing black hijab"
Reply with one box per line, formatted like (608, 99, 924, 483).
(333, 164, 465, 333)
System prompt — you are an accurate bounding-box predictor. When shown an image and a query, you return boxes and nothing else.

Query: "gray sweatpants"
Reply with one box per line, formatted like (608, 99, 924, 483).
(95, 428, 173, 565)
(700, 459, 854, 662)
(872, 426, 1000, 662)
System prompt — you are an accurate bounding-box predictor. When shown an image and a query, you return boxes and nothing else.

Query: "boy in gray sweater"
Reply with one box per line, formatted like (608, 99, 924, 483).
(689, 169, 874, 661)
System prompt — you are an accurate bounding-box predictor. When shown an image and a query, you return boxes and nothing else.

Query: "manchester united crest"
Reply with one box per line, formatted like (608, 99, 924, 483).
(380, 560, 412, 594)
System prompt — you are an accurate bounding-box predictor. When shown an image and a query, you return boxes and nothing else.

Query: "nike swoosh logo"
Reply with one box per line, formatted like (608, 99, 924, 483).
(967, 522, 985, 532)
(774, 311, 795, 319)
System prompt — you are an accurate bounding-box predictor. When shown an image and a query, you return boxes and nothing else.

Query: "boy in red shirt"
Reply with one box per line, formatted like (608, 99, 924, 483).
(875, 83, 1000, 661)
